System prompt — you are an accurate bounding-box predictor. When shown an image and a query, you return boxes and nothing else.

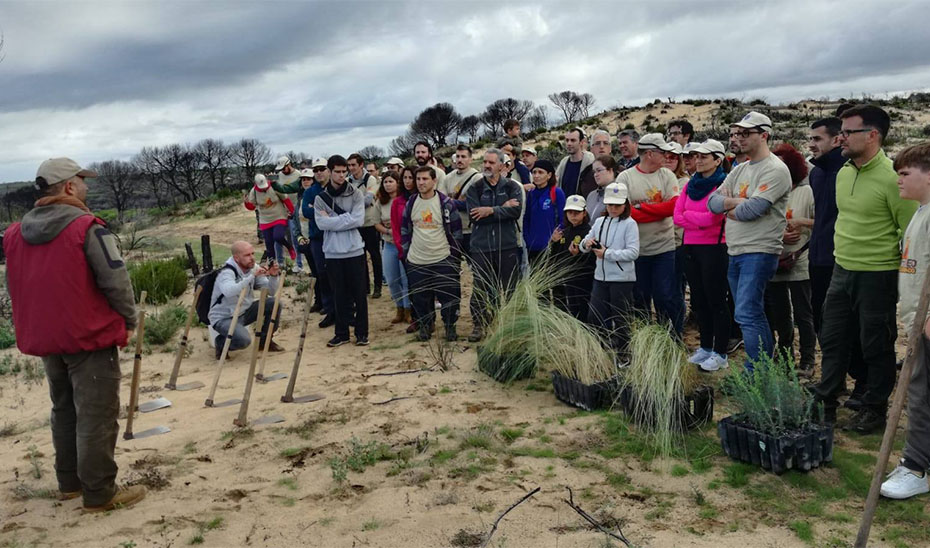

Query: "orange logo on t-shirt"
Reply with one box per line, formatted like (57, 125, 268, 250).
(645, 187, 663, 203)
(901, 238, 916, 274)
(786, 209, 793, 219)
(738, 183, 749, 198)
(261, 197, 274, 209)
(422, 211, 433, 224)
(759, 184, 769, 192)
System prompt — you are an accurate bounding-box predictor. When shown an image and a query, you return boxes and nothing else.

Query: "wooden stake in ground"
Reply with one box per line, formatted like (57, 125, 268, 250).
(256, 270, 286, 382)
(855, 270, 930, 548)
(165, 285, 204, 391)
(204, 285, 249, 407)
(282, 280, 324, 404)
(123, 291, 147, 440)
(234, 289, 267, 426)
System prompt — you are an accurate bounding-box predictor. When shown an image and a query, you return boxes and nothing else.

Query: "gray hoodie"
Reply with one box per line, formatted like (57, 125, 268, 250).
(313, 181, 365, 259)
(580, 215, 640, 282)
(15, 204, 137, 330)
(208, 256, 278, 325)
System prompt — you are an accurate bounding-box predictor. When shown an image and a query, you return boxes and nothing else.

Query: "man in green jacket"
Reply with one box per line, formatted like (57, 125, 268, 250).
(814, 105, 919, 433)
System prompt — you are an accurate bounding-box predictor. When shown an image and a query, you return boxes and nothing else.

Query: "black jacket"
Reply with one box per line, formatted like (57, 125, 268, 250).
(465, 176, 523, 252)
(549, 221, 595, 281)
(809, 147, 845, 267)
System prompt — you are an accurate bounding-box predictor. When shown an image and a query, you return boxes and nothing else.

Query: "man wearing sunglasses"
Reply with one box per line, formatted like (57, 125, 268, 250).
(708, 111, 791, 372)
(813, 105, 919, 433)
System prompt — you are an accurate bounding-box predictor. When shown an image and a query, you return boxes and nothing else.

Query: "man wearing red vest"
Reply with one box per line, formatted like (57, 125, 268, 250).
(3, 157, 145, 513)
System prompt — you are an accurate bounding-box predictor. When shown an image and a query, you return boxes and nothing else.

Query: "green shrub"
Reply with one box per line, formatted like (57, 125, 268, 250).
(0, 319, 16, 349)
(145, 305, 188, 345)
(129, 259, 188, 304)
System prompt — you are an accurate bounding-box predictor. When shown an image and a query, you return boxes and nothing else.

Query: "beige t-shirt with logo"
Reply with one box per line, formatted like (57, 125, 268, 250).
(408, 194, 450, 266)
(772, 183, 815, 282)
(714, 154, 792, 256)
(615, 166, 680, 256)
(899, 204, 930, 331)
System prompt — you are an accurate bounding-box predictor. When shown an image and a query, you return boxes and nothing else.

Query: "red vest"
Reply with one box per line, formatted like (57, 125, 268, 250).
(4, 214, 129, 356)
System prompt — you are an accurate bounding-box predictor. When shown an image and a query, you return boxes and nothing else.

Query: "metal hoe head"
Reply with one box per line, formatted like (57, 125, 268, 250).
(282, 393, 326, 404)
(166, 381, 205, 391)
(204, 398, 242, 408)
(258, 373, 288, 383)
(251, 414, 285, 426)
(138, 397, 172, 413)
(124, 425, 171, 440)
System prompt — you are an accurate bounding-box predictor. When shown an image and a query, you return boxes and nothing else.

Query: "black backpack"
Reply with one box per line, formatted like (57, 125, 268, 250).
(194, 264, 240, 326)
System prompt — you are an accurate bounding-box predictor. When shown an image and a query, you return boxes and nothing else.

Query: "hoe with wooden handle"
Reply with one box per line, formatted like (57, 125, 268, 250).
(281, 279, 325, 405)
(123, 293, 171, 440)
(256, 270, 287, 383)
(204, 285, 249, 408)
(165, 285, 205, 391)
(234, 289, 267, 426)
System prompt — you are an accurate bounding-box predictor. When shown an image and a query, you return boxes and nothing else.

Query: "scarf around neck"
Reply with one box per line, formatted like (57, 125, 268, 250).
(686, 167, 727, 201)
(34, 194, 92, 214)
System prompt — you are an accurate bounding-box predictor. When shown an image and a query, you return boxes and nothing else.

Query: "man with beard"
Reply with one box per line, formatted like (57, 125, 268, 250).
(441, 144, 482, 258)
(465, 148, 523, 342)
(3, 158, 146, 513)
(413, 141, 446, 189)
(555, 128, 596, 197)
(814, 105, 918, 433)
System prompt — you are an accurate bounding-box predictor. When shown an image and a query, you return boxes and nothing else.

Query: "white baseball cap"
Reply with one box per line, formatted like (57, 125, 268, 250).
(666, 142, 683, 155)
(385, 157, 404, 166)
(299, 168, 314, 178)
(638, 133, 674, 152)
(692, 139, 727, 157)
(564, 194, 587, 212)
(274, 155, 291, 171)
(522, 146, 537, 156)
(254, 174, 270, 190)
(311, 157, 327, 169)
(682, 142, 702, 155)
(731, 111, 773, 132)
(35, 157, 97, 188)
(603, 183, 629, 205)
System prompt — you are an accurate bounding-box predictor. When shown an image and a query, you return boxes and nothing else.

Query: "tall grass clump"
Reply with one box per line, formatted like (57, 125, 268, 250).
(478, 253, 614, 384)
(144, 304, 187, 345)
(129, 259, 188, 304)
(623, 319, 699, 457)
(722, 350, 819, 435)
(0, 318, 16, 349)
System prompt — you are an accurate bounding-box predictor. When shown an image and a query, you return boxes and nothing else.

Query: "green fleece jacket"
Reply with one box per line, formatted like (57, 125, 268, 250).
(834, 149, 918, 271)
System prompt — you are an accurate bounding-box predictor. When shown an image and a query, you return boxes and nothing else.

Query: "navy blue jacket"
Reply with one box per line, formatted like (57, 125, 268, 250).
(301, 181, 326, 240)
(809, 147, 845, 266)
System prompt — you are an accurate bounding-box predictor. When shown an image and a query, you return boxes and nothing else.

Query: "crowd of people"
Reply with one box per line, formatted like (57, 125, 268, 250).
(4, 102, 930, 514)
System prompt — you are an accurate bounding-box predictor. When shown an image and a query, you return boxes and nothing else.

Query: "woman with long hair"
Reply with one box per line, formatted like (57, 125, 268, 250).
(672, 139, 731, 372)
(374, 171, 410, 324)
(523, 159, 565, 266)
(391, 165, 418, 333)
(766, 143, 816, 375)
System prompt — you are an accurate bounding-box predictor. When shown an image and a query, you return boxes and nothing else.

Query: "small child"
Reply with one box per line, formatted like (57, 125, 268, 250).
(550, 195, 595, 322)
(880, 142, 930, 500)
(580, 183, 640, 360)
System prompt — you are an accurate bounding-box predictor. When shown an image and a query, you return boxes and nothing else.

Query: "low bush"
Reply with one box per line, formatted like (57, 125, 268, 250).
(0, 318, 15, 349)
(145, 305, 187, 345)
(129, 259, 188, 304)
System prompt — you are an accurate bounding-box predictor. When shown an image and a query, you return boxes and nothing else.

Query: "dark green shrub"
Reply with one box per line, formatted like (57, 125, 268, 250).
(145, 305, 187, 345)
(0, 319, 16, 349)
(129, 259, 188, 304)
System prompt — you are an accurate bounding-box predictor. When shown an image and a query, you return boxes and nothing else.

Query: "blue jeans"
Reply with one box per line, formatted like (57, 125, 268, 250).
(633, 250, 683, 334)
(727, 252, 779, 370)
(381, 242, 410, 308)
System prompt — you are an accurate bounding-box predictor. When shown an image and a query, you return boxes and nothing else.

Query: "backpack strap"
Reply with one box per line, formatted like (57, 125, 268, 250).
(454, 172, 480, 200)
(212, 264, 241, 308)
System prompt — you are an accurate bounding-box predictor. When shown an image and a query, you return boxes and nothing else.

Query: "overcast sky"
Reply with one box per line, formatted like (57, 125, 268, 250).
(1, 0, 929, 182)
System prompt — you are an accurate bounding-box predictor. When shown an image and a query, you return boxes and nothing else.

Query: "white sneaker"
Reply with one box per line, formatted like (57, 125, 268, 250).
(699, 353, 729, 372)
(881, 465, 929, 499)
(688, 348, 712, 364)
(291, 266, 302, 274)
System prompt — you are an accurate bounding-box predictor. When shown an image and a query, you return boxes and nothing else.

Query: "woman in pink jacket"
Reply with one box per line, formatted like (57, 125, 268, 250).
(673, 139, 731, 371)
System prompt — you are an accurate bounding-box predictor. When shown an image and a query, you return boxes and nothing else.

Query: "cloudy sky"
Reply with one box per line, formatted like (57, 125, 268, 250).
(1, 0, 929, 182)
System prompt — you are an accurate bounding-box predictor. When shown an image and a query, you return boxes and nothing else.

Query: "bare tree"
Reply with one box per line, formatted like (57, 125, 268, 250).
(282, 150, 310, 166)
(195, 138, 232, 194)
(548, 90, 596, 124)
(524, 106, 550, 132)
(357, 145, 385, 163)
(575, 93, 596, 120)
(410, 102, 462, 148)
(459, 115, 481, 143)
(134, 147, 169, 208)
(176, 144, 204, 200)
(480, 98, 535, 137)
(90, 160, 137, 221)
(232, 138, 272, 184)
(389, 131, 417, 158)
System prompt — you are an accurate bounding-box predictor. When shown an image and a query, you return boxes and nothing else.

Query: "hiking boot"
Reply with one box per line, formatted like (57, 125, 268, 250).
(390, 307, 405, 324)
(327, 335, 349, 348)
(406, 320, 418, 334)
(404, 308, 412, 322)
(214, 337, 224, 360)
(355, 336, 369, 346)
(843, 408, 886, 435)
(468, 327, 483, 343)
(266, 340, 285, 352)
(372, 287, 382, 299)
(83, 485, 146, 514)
(843, 397, 863, 411)
(416, 326, 432, 342)
(881, 464, 930, 500)
(59, 489, 82, 501)
(309, 301, 323, 314)
(318, 315, 335, 329)
(445, 326, 458, 342)
(688, 348, 712, 365)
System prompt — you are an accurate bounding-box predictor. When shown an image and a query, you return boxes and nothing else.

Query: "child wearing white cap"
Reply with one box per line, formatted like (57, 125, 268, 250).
(580, 183, 640, 359)
(550, 194, 595, 322)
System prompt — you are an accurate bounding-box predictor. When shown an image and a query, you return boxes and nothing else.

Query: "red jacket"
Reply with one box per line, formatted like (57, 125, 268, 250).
(4, 215, 129, 356)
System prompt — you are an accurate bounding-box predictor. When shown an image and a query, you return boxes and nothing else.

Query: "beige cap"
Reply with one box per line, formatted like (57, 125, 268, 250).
(693, 139, 727, 157)
(299, 168, 314, 178)
(682, 142, 702, 155)
(666, 142, 683, 155)
(385, 157, 404, 166)
(502, 154, 513, 165)
(638, 133, 674, 152)
(311, 157, 327, 169)
(564, 194, 586, 212)
(254, 174, 270, 190)
(274, 156, 291, 171)
(603, 182, 629, 205)
(522, 146, 537, 156)
(35, 157, 98, 189)
(731, 111, 773, 132)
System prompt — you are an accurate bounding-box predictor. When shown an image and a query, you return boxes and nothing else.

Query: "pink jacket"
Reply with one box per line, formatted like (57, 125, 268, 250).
(390, 195, 407, 257)
(673, 182, 727, 245)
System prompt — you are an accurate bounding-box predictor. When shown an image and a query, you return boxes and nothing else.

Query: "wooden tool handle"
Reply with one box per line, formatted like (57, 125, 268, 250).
(283, 280, 314, 402)
(236, 288, 268, 426)
(257, 270, 286, 379)
(167, 285, 203, 389)
(123, 291, 147, 439)
(205, 285, 250, 406)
